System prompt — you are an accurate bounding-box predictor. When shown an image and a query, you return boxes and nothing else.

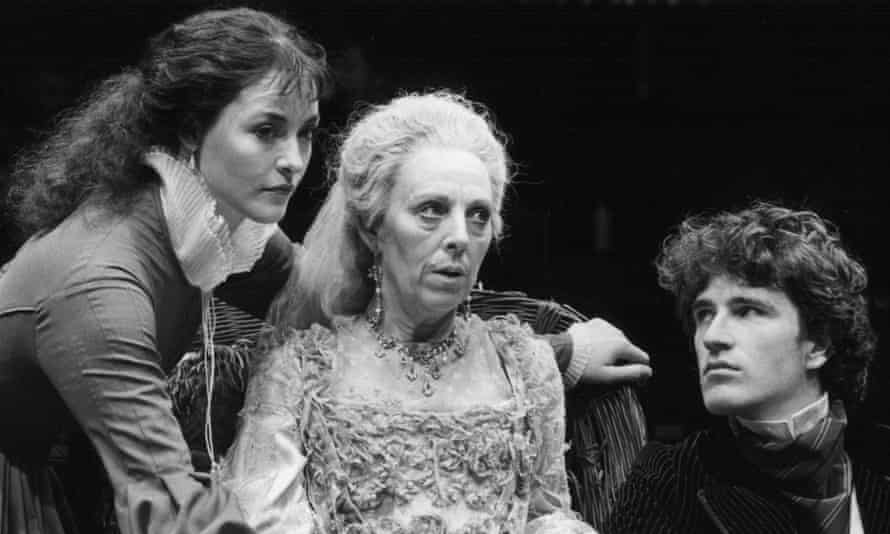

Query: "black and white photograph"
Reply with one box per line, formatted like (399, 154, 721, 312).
(1, 1, 888, 532)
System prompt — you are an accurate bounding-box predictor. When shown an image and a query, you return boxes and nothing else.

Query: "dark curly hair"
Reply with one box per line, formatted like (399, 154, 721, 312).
(7, 7, 329, 238)
(656, 201, 876, 409)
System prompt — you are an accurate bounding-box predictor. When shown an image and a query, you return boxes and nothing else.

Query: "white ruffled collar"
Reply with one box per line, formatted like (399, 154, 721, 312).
(144, 150, 277, 292)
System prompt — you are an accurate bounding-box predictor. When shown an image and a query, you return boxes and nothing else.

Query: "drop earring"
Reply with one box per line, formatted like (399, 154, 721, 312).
(464, 280, 482, 320)
(368, 264, 383, 328)
(186, 148, 200, 174)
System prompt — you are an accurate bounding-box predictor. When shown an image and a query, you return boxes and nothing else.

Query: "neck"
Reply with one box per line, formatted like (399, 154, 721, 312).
(737, 376, 825, 422)
(734, 393, 830, 442)
(215, 200, 244, 231)
(186, 148, 244, 229)
(380, 308, 457, 343)
(143, 149, 277, 292)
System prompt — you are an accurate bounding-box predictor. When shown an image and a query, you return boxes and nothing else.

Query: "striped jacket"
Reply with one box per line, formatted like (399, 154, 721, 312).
(604, 420, 890, 533)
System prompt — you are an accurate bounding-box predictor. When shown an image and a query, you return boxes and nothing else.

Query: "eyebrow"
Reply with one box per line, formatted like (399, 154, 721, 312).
(250, 109, 320, 125)
(407, 191, 494, 206)
(692, 294, 776, 311)
(690, 298, 713, 315)
(467, 198, 494, 209)
(407, 191, 450, 204)
(727, 295, 776, 311)
(248, 110, 286, 122)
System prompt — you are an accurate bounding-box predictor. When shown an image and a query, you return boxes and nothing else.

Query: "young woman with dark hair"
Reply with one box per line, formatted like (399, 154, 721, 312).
(0, 8, 327, 533)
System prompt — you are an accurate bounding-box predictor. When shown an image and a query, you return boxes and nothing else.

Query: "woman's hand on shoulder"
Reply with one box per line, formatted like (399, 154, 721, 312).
(567, 318, 651, 386)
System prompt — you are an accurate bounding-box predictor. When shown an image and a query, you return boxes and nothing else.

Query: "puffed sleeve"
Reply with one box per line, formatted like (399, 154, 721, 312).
(510, 331, 598, 534)
(215, 230, 300, 320)
(221, 332, 316, 534)
(34, 276, 252, 533)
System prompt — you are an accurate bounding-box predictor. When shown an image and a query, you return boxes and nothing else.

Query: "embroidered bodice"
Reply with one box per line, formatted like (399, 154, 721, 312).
(223, 315, 595, 534)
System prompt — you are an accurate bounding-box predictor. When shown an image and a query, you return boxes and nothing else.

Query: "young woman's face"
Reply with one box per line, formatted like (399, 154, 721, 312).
(374, 146, 495, 326)
(198, 72, 319, 227)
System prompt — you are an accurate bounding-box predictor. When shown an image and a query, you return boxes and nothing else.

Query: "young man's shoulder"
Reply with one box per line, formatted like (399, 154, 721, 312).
(633, 428, 716, 477)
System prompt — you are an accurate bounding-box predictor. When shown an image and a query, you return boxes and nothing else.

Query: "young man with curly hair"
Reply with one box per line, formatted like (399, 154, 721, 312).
(606, 202, 889, 534)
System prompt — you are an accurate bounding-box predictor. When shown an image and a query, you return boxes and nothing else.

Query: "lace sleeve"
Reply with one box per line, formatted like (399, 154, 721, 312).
(221, 330, 317, 534)
(513, 330, 598, 534)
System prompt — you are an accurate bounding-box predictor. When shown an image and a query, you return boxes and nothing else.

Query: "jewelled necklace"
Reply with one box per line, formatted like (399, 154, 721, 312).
(366, 314, 466, 397)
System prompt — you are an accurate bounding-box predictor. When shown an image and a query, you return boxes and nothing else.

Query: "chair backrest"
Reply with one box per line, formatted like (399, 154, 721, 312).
(171, 290, 647, 528)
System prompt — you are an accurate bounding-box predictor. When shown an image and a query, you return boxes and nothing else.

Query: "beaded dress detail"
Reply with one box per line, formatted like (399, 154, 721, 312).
(223, 314, 594, 534)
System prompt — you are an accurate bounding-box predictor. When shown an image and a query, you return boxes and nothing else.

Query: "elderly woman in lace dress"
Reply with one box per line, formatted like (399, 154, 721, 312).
(221, 90, 597, 533)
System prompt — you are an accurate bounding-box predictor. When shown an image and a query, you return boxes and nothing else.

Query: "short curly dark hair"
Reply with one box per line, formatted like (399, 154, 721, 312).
(656, 201, 876, 408)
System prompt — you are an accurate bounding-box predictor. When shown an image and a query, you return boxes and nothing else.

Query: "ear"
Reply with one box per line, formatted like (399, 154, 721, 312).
(804, 342, 829, 371)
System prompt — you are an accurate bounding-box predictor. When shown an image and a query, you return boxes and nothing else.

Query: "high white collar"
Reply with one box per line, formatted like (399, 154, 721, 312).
(144, 150, 277, 292)
(734, 393, 830, 442)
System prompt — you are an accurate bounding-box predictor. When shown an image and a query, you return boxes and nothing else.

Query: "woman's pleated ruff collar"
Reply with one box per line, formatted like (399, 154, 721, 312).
(144, 149, 277, 292)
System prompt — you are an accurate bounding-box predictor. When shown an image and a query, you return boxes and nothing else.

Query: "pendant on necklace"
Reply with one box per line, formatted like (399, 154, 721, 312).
(366, 315, 465, 398)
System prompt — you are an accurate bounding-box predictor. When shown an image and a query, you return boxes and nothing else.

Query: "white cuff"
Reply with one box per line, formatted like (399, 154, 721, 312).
(563, 323, 596, 389)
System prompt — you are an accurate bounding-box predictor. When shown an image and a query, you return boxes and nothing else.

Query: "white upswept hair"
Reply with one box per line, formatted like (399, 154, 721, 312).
(269, 90, 512, 330)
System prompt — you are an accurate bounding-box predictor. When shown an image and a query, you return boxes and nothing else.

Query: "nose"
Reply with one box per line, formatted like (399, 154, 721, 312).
(700, 312, 733, 356)
(443, 212, 469, 255)
(277, 138, 307, 183)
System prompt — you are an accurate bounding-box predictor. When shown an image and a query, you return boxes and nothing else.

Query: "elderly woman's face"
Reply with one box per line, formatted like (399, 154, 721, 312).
(197, 71, 320, 227)
(375, 146, 494, 323)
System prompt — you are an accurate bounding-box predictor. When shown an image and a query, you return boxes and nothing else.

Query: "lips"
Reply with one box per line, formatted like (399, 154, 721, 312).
(431, 265, 467, 278)
(703, 360, 741, 375)
(263, 184, 296, 194)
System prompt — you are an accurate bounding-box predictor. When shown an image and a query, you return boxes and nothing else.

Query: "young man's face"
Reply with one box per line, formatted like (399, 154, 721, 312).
(691, 275, 826, 420)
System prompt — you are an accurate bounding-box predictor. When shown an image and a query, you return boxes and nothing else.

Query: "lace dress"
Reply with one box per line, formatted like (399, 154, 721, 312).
(222, 314, 595, 534)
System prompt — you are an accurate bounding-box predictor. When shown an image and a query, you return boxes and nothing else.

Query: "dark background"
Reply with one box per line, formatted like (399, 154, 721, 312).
(2, 0, 888, 438)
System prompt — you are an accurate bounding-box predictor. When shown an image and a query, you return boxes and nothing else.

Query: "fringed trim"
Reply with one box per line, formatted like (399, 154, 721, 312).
(168, 340, 254, 456)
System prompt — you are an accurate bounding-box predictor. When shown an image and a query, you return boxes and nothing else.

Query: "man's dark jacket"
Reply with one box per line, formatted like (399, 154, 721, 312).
(604, 419, 890, 533)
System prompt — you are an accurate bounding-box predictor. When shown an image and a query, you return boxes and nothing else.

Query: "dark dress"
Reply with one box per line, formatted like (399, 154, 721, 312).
(0, 183, 293, 534)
